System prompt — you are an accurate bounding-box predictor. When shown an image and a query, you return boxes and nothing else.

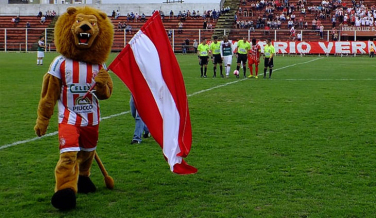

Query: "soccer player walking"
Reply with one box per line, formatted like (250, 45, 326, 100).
(197, 38, 210, 78)
(236, 36, 250, 78)
(248, 38, 261, 79)
(37, 36, 45, 65)
(263, 38, 275, 79)
(210, 36, 223, 78)
(220, 35, 233, 78)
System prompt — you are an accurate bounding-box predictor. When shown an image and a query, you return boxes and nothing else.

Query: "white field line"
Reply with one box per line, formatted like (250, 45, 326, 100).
(0, 57, 324, 150)
(187, 58, 324, 97)
(0, 111, 131, 150)
(272, 57, 324, 72)
(285, 78, 376, 81)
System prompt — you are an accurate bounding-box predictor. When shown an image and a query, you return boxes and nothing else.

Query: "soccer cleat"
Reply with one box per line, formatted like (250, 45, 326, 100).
(131, 140, 140, 144)
(248, 75, 254, 78)
(255, 76, 258, 79)
(143, 133, 150, 138)
(203, 75, 207, 78)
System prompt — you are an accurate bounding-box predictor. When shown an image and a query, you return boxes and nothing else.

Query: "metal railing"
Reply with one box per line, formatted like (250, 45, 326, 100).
(1, 27, 370, 53)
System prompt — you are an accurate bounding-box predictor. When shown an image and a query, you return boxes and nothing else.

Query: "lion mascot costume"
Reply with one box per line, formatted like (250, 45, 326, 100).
(34, 6, 114, 210)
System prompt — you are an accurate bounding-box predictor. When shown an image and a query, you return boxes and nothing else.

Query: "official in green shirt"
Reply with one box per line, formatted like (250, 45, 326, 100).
(209, 36, 223, 78)
(197, 38, 210, 78)
(263, 38, 275, 79)
(236, 36, 251, 78)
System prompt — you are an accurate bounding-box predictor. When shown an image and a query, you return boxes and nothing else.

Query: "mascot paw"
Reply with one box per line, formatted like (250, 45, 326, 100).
(51, 188, 76, 210)
(34, 119, 49, 137)
(78, 175, 97, 193)
(94, 68, 111, 85)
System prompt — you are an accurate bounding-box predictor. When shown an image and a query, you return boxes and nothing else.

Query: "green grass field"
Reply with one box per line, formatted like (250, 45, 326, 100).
(0, 52, 375, 218)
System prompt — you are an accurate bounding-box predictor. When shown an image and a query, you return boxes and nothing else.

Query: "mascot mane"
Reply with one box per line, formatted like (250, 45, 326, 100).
(54, 7, 114, 64)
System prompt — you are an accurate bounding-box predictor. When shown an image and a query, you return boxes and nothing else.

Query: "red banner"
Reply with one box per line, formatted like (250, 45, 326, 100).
(269, 41, 376, 54)
(208, 40, 375, 55)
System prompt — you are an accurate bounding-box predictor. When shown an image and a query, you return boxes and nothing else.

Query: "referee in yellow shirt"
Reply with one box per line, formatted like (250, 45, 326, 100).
(263, 38, 275, 79)
(197, 38, 210, 78)
(209, 36, 223, 78)
(236, 36, 251, 78)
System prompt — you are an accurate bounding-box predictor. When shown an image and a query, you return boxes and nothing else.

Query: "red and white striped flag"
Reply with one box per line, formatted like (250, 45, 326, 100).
(109, 12, 197, 174)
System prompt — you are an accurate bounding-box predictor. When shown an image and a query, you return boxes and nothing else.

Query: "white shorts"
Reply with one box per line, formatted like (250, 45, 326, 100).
(223, 56, 232, 66)
(37, 51, 44, 58)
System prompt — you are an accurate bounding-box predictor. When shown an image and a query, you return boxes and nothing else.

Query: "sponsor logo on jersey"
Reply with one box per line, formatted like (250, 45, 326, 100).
(69, 84, 91, 93)
(73, 96, 94, 113)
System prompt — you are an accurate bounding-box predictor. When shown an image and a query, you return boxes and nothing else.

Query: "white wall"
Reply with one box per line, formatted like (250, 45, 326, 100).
(0, 3, 219, 16)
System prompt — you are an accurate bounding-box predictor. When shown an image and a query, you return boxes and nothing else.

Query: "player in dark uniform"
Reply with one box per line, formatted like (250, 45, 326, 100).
(210, 36, 223, 77)
(197, 38, 210, 77)
(236, 36, 250, 78)
(263, 38, 275, 79)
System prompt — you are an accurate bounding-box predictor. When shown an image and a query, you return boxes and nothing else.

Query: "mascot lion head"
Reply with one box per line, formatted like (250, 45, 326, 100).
(54, 6, 114, 64)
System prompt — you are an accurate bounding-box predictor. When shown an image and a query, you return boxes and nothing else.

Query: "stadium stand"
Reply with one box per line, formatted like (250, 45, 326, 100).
(232, 0, 376, 42)
(1, 0, 375, 52)
(0, 15, 55, 51)
(110, 13, 217, 52)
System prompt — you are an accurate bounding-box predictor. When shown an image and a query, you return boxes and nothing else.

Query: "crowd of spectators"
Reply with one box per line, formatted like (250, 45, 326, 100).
(37, 10, 56, 19)
(116, 21, 132, 34)
(234, 0, 375, 41)
(235, 0, 311, 30)
(111, 7, 222, 23)
(37, 10, 56, 25)
(9, 9, 56, 28)
(332, 0, 376, 27)
(174, 9, 221, 21)
(236, 0, 376, 30)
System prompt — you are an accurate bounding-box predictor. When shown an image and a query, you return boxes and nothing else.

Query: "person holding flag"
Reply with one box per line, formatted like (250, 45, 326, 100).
(263, 38, 275, 79)
(129, 95, 150, 144)
(209, 36, 223, 78)
(247, 38, 261, 79)
(109, 11, 197, 174)
(220, 35, 233, 78)
(236, 36, 251, 78)
(197, 38, 210, 78)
